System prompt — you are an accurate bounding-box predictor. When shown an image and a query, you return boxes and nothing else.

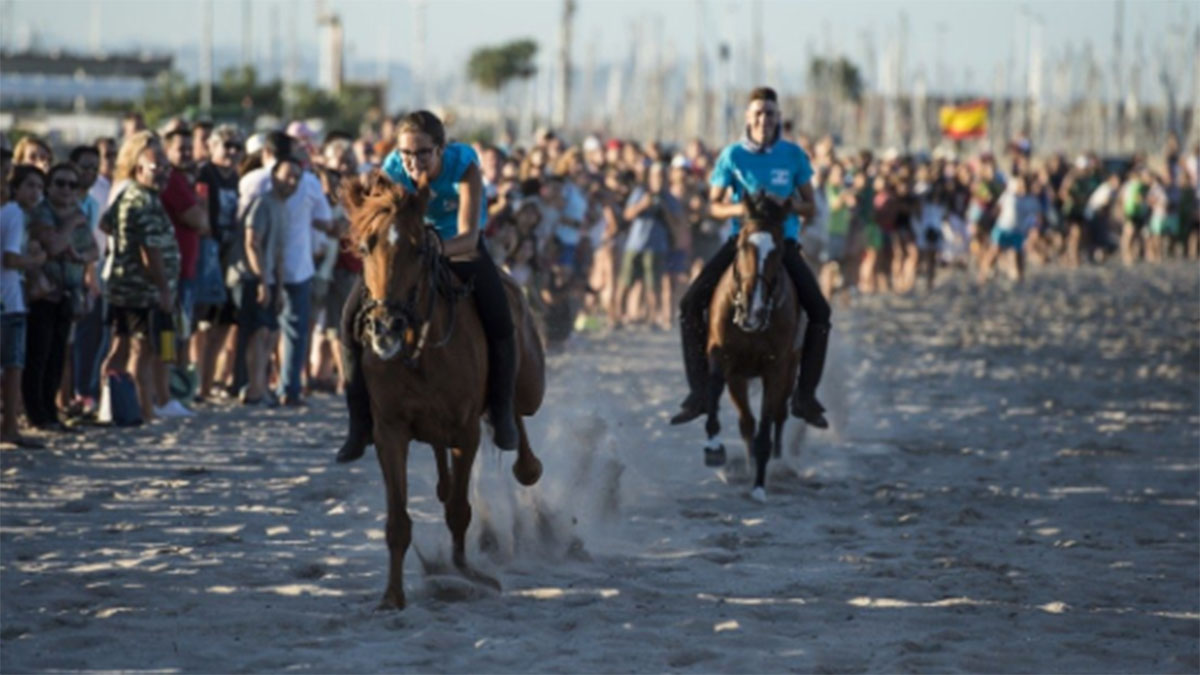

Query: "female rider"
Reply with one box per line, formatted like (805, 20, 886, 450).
(336, 111, 519, 462)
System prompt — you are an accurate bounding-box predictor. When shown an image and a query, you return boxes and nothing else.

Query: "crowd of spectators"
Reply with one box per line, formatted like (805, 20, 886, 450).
(1, 108, 1197, 447)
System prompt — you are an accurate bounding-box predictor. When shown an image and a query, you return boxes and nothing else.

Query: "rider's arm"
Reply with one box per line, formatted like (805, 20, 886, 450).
(790, 183, 816, 221)
(444, 162, 483, 259)
(708, 185, 748, 220)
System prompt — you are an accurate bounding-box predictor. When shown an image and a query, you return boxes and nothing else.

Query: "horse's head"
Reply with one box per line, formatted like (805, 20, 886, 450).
(344, 171, 433, 361)
(731, 192, 787, 333)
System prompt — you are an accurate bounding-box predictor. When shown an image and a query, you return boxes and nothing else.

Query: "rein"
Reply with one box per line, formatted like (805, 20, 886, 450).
(730, 229, 782, 330)
(359, 224, 471, 368)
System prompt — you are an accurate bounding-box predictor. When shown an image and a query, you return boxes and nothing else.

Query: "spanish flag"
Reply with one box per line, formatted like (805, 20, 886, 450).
(939, 100, 989, 140)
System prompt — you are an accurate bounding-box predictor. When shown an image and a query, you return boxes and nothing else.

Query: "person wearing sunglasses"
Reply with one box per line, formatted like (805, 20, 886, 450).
(335, 109, 521, 462)
(25, 163, 98, 432)
(193, 124, 244, 402)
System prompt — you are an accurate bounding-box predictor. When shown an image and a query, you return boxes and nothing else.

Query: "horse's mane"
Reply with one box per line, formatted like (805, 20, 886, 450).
(344, 170, 426, 249)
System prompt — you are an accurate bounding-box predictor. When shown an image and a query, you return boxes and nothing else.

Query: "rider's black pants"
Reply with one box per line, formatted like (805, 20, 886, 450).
(678, 237, 830, 329)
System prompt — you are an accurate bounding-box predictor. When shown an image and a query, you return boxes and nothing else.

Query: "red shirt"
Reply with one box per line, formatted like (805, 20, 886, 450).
(160, 169, 199, 280)
(336, 236, 362, 273)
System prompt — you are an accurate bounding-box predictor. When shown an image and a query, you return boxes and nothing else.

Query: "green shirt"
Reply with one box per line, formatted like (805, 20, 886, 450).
(103, 183, 180, 309)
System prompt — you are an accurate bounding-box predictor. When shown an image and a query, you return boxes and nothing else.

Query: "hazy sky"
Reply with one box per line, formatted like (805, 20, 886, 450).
(5, 0, 1195, 95)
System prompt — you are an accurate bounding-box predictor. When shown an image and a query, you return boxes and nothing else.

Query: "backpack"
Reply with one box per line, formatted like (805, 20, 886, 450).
(98, 371, 143, 427)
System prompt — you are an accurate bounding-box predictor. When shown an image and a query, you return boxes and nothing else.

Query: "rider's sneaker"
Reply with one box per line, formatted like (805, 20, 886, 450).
(790, 392, 828, 429)
(669, 391, 705, 426)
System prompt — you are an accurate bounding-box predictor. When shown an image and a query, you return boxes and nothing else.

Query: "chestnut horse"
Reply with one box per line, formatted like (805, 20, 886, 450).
(344, 174, 545, 609)
(702, 194, 799, 502)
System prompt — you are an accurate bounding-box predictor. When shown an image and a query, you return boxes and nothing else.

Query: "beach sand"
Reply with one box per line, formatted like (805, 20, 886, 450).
(2, 261, 1197, 673)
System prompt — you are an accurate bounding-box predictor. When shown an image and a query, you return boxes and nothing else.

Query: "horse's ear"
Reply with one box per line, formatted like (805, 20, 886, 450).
(341, 174, 368, 215)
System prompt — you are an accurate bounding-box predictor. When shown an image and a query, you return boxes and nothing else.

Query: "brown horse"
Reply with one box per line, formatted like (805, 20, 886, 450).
(344, 174, 545, 609)
(702, 194, 799, 502)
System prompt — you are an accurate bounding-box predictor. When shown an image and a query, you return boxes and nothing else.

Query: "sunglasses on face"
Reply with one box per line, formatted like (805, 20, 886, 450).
(399, 147, 436, 160)
(53, 179, 79, 189)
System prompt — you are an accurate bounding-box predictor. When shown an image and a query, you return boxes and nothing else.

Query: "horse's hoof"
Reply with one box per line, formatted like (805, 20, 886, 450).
(704, 443, 726, 467)
(376, 590, 406, 611)
(512, 456, 543, 486)
(456, 562, 502, 592)
(750, 486, 767, 503)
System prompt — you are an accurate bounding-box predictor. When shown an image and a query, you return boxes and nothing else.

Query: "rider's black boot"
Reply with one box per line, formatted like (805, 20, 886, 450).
(791, 321, 830, 429)
(488, 335, 520, 451)
(670, 313, 709, 425)
(336, 337, 374, 462)
(336, 281, 373, 463)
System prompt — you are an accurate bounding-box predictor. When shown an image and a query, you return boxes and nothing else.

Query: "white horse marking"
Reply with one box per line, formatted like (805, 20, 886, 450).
(746, 232, 776, 319)
(387, 223, 400, 247)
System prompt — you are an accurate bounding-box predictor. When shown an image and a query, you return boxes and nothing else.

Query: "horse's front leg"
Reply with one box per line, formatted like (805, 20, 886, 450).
(703, 349, 727, 467)
(446, 441, 501, 591)
(751, 369, 788, 503)
(375, 422, 412, 610)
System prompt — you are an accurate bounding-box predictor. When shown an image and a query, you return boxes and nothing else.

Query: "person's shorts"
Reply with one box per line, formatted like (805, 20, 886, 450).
(310, 277, 331, 320)
(196, 298, 238, 328)
(666, 249, 688, 275)
(822, 234, 847, 263)
(863, 223, 884, 252)
(991, 228, 1025, 250)
(1149, 214, 1178, 237)
(232, 280, 279, 333)
(1, 313, 27, 369)
(917, 227, 941, 252)
(619, 249, 661, 293)
(107, 304, 173, 352)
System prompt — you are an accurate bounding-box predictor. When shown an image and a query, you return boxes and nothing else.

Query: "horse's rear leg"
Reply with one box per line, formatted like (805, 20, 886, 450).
(376, 426, 412, 609)
(703, 353, 727, 467)
(446, 446, 501, 591)
(433, 445, 450, 503)
(511, 416, 542, 486)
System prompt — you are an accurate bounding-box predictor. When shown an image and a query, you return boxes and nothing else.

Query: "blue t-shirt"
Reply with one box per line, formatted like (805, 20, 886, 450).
(381, 142, 485, 241)
(709, 139, 814, 241)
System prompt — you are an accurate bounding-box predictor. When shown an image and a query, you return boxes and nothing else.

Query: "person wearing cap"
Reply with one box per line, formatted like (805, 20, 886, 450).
(672, 86, 832, 430)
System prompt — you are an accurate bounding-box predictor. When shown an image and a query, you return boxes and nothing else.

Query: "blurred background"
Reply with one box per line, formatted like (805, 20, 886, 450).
(1, 0, 1198, 153)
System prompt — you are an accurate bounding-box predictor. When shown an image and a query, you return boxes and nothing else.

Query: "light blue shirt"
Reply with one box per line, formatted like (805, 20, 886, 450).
(709, 139, 814, 241)
(381, 142, 485, 241)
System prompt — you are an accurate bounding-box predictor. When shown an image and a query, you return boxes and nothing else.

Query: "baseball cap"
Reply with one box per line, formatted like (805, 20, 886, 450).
(583, 136, 602, 153)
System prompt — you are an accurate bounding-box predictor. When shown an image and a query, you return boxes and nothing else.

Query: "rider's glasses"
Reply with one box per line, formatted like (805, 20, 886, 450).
(399, 147, 436, 161)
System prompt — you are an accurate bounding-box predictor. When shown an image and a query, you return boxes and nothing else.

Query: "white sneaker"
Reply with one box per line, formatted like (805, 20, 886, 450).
(154, 399, 195, 418)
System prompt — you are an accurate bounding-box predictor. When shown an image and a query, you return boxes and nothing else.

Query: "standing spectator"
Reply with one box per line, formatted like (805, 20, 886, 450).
(275, 148, 334, 405)
(13, 136, 52, 172)
(120, 111, 146, 141)
(67, 145, 107, 415)
(161, 120, 210, 339)
(90, 137, 117, 215)
(100, 132, 181, 423)
(26, 163, 98, 432)
(192, 125, 243, 402)
(192, 121, 213, 166)
(236, 160, 295, 405)
(1, 166, 48, 447)
(0, 134, 12, 203)
(616, 162, 679, 329)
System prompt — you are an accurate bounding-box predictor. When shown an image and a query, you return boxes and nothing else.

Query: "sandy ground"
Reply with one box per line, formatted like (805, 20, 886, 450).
(2, 261, 1197, 673)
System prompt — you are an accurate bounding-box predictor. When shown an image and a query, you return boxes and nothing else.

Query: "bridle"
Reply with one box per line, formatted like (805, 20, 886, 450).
(730, 227, 782, 332)
(358, 222, 469, 368)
